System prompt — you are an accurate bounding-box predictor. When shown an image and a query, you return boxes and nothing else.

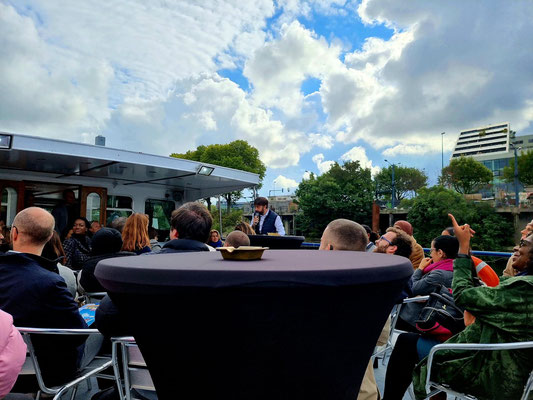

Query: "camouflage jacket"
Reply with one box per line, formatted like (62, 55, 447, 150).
(413, 257, 533, 400)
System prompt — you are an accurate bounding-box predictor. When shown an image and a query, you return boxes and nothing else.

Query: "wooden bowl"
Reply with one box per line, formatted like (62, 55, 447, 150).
(216, 246, 269, 261)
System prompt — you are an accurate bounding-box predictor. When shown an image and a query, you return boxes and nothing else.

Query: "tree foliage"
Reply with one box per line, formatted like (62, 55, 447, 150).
(209, 208, 244, 237)
(374, 166, 428, 201)
(440, 156, 493, 194)
(406, 186, 513, 250)
(503, 150, 533, 186)
(171, 140, 266, 212)
(295, 161, 373, 239)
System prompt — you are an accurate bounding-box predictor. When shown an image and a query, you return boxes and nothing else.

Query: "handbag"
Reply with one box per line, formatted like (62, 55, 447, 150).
(415, 285, 465, 339)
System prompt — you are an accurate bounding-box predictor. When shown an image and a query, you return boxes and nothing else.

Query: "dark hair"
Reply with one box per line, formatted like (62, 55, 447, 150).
(386, 227, 413, 259)
(42, 231, 66, 264)
(171, 202, 212, 242)
(369, 231, 379, 243)
(361, 224, 371, 235)
(254, 197, 268, 207)
(325, 219, 368, 251)
(148, 227, 158, 240)
(433, 235, 459, 259)
(91, 228, 123, 256)
(443, 227, 455, 236)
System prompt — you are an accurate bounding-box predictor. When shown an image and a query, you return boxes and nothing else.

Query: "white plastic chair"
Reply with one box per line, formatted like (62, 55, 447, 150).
(111, 336, 156, 400)
(17, 327, 114, 400)
(424, 341, 533, 400)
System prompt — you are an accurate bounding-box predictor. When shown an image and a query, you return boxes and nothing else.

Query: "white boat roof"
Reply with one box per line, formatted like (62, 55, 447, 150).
(0, 132, 260, 198)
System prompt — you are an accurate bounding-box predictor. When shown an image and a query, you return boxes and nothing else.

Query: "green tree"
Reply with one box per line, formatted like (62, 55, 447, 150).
(210, 208, 244, 236)
(171, 140, 266, 212)
(440, 156, 493, 194)
(374, 166, 428, 202)
(295, 161, 373, 239)
(503, 150, 533, 186)
(406, 186, 513, 250)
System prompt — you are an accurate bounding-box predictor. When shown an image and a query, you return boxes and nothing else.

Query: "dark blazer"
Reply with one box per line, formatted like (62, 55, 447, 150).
(80, 252, 135, 293)
(0, 252, 87, 386)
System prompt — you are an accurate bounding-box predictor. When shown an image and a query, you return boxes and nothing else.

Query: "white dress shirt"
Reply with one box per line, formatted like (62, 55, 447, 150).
(254, 210, 286, 236)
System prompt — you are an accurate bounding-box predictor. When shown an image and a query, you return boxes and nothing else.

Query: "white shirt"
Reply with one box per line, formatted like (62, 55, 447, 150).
(254, 210, 286, 236)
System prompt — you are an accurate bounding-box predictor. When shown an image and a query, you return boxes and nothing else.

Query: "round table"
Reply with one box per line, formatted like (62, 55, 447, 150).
(96, 249, 412, 400)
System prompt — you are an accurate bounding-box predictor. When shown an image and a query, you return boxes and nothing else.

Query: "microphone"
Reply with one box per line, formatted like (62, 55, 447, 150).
(252, 211, 260, 227)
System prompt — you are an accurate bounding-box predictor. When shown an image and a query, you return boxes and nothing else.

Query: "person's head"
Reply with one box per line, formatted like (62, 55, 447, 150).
(319, 219, 368, 251)
(91, 228, 123, 256)
(72, 218, 90, 236)
(11, 207, 55, 255)
(209, 230, 220, 243)
(441, 227, 455, 236)
(170, 202, 212, 242)
(520, 220, 533, 240)
(148, 227, 158, 241)
(430, 235, 459, 262)
(0, 226, 9, 244)
(109, 216, 127, 233)
(374, 227, 412, 258)
(254, 197, 269, 215)
(393, 220, 413, 237)
(224, 231, 250, 248)
(361, 224, 372, 240)
(234, 222, 255, 235)
(63, 189, 76, 205)
(41, 231, 66, 264)
(511, 232, 533, 274)
(90, 221, 102, 234)
(121, 213, 150, 252)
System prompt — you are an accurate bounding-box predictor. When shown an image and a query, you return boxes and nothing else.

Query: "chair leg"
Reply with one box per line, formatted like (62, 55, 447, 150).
(69, 386, 78, 400)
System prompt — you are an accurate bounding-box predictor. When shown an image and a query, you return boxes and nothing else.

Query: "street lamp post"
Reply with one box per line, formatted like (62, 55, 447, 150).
(441, 132, 445, 171)
(510, 141, 520, 208)
(384, 159, 398, 226)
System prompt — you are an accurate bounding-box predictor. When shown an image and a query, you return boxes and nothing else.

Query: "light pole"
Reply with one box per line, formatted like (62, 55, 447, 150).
(441, 132, 445, 171)
(384, 159, 398, 226)
(510, 140, 521, 208)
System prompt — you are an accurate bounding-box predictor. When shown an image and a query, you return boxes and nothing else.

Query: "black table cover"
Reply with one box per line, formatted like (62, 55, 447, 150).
(247, 234, 305, 249)
(96, 250, 412, 400)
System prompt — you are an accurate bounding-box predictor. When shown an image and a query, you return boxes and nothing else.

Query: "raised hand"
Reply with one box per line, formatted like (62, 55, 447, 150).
(448, 213, 475, 254)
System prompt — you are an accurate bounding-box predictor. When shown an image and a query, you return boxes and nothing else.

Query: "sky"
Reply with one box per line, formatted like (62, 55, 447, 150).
(2, 0, 533, 201)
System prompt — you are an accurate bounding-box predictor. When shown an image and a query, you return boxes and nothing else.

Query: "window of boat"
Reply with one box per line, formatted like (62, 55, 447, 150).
(86, 192, 101, 222)
(145, 199, 174, 239)
(106, 195, 133, 226)
(1, 187, 17, 226)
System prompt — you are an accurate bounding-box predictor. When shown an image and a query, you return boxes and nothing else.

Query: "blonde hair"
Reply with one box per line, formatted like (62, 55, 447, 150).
(121, 214, 150, 252)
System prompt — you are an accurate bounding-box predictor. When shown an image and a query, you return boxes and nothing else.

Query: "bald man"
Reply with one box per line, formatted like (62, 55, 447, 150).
(319, 219, 387, 400)
(0, 207, 87, 389)
(224, 230, 250, 248)
(319, 219, 368, 251)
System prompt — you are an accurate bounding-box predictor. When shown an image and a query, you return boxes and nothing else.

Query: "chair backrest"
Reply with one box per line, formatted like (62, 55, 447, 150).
(16, 327, 108, 395)
(112, 337, 155, 400)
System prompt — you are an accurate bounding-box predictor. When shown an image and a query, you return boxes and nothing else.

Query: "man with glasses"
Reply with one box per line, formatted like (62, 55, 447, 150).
(503, 219, 533, 277)
(374, 227, 413, 259)
(0, 207, 87, 391)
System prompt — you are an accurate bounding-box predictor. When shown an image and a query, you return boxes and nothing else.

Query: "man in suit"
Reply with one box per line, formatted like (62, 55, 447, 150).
(251, 197, 285, 235)
(0, 207, 87, 389)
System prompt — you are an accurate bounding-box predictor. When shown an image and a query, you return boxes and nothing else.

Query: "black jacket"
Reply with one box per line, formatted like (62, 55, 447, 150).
(0, 252, 87, 386)
(80, 252, 135, 293)
(154, 238, 210, 254)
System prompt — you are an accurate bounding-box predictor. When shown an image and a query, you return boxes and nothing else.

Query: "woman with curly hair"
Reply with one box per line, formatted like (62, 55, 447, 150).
(121, 213, 151, 255)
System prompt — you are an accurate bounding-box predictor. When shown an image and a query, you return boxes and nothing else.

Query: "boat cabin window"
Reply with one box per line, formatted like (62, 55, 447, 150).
(1, 187, 17, 227)
(106, 195, 133, 226)
(86, 192, 101, 222)
(145, 199, 175, 241)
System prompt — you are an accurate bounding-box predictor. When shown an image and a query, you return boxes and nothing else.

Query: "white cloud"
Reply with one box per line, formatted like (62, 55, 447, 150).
(273, 175, 299, 189)
(308, 133, 334, 149)
(302, 170, 312, 180)
(312, 153, 335, 174)
(340, 146, 381, 176)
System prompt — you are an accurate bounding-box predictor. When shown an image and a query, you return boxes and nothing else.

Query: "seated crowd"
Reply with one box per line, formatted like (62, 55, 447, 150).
(0, 205, 532, 399)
